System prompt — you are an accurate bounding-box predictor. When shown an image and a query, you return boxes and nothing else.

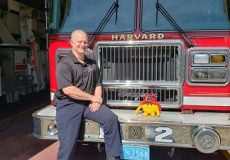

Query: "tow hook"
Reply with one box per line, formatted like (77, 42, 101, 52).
(97, 143, 104, 152)
(167, 148, 174, 157)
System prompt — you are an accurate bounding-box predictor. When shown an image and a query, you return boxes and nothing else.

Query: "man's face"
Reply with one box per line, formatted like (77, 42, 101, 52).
(71, 33, 88, 55)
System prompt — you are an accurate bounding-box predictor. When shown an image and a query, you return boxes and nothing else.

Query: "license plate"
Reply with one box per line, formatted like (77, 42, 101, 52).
(121, 145, 150, 160)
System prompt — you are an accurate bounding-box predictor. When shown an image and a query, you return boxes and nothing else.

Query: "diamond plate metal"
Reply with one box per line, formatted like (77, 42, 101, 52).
(113, 109, 230, 125)
(36, 105, 56, 117)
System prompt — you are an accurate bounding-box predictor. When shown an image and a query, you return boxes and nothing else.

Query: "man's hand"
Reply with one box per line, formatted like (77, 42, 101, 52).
(91, 96, 103, 105)
(89, 102, 101, 112)
(89, 95, 103, 112)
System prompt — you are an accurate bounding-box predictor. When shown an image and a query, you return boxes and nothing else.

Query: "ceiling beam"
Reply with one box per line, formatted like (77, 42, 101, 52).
(14, 0, 45, 11)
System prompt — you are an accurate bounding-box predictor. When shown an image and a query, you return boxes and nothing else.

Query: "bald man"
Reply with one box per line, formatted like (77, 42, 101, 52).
(55, 30, 121, 160)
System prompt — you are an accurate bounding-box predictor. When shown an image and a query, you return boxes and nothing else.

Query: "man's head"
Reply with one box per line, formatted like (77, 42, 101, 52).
(70, 30, 88, 55)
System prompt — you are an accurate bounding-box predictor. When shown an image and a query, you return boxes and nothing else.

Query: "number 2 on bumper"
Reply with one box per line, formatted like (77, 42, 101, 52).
(155, 127, 173, 143)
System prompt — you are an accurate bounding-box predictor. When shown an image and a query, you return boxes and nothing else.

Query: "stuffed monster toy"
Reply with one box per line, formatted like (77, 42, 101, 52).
(135, 93, 161, 117)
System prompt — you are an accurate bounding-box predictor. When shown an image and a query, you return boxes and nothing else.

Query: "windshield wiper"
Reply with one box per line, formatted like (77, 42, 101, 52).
(156, 0, 195, 48)
(89, 0, 119, 48)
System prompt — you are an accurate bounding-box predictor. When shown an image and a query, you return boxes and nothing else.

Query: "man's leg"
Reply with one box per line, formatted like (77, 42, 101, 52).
(83, 105, 121, 157)
(56, 99, 85, 160)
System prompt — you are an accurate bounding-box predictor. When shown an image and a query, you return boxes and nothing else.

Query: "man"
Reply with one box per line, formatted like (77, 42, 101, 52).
(55, 29, 121, 160)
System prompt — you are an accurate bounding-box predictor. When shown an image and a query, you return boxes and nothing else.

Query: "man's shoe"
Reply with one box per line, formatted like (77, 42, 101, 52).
(106, 156, 120, 160)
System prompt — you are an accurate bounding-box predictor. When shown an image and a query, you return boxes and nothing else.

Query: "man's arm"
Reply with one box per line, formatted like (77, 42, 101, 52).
(94, 85, 102, 97)
(62, 86, 102, 104)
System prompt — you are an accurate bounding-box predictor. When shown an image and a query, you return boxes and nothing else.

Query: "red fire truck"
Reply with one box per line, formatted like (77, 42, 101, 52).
(33, 0, 230, 159)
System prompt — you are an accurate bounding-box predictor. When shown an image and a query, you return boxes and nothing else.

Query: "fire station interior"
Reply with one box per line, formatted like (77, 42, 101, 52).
(0, 0, 54, 159)
(0, 0, 49, 125)
(0, 0, 47, 103)
(0, 0, 50, 120)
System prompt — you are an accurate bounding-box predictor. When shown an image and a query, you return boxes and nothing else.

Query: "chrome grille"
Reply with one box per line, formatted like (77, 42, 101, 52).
(103, 87, 181, 107)
(99, 45, 179, 81)
(95, 40, 184, 108)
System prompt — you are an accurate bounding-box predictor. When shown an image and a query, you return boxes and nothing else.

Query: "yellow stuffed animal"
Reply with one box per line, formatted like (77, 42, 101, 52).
(135, 94, 161, 117)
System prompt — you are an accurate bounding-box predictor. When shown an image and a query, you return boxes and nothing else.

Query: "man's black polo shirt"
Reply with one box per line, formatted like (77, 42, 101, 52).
(55, 52, 101, 99)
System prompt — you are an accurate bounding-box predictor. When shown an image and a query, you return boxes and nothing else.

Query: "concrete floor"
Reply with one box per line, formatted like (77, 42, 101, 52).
(0, 89, 55, 160)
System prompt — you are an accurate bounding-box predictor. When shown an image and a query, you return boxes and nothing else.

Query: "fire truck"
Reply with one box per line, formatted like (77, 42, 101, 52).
(33, 0, 230, 159)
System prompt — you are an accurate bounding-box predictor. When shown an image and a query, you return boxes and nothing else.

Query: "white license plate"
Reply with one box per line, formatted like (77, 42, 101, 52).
(121, 145, 150, 160)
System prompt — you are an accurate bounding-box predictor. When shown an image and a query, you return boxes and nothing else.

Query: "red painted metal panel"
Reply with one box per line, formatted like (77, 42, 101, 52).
(48, 31, 230, 111)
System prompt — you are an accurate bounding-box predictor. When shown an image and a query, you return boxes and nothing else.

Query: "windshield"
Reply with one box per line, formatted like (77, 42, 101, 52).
(49, 0, 136, 34)
(49, 0, 230, 34)
(142, 0, 230, 31)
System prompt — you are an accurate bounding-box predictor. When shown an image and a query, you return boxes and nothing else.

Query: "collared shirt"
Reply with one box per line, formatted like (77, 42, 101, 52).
(55, 51, 101, 99)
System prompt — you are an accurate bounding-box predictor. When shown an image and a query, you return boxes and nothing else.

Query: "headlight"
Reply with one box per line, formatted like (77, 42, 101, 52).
(192, 69, 208, 80)
(191, 68, 227, 82)
(187, 48, 229, 85)
(192, 53, 227, 65)
(210, 54, 226, 64)
(47, 123, 58, 135)
(210, 69, 226, 79)
(193, 54, 209, 64)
